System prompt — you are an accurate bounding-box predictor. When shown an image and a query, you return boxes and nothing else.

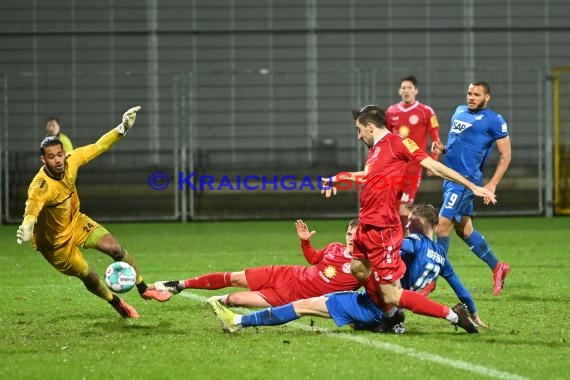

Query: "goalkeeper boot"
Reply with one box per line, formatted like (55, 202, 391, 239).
(451, 303, 478, 333)
(112, 299, 140, 319)
(141, 287, 172, 302)
(153, 280, 183, 294)
(492, 262, 510, 296)
(207, 296, 240, 333)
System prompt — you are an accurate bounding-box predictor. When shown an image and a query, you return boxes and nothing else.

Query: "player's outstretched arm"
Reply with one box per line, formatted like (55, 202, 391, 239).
(296, 219, 325, 264)
(442, 263, 488, 328)
(321, 169, 367, 198)
(419, 157, 497, 204)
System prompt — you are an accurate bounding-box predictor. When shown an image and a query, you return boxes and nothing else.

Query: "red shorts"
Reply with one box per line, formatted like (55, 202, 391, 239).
(352, 224, 406, 285)
(245, 265, 302, 306)
(400, 163, 422, 204)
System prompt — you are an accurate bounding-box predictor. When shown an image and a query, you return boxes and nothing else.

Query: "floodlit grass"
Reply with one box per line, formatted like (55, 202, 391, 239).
(1, 217, 568, 380)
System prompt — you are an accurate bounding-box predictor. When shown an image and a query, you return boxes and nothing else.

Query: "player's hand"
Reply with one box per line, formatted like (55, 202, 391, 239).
(122, 106, 142, 130)
(16, 215, 36, 245)
(473, 186, 496, 205)
(426, 169, 435, 177)
(431, 140, 445, 154)
(295, 219, 316, 240)
(471, 312, 489, 329)
(321, 176, 337, 198)
(483, 182, 497, 205)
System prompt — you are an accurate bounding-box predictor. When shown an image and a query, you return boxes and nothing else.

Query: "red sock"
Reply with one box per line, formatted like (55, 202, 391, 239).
(398, 289, 449, 319)
(183, 272, 232, 289)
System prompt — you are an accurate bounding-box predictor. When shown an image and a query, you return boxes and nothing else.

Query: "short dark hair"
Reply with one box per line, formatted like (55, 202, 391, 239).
(400, 75, 418, 87)
(44, 116, 60, 127)
(40, 135, 63, 155)
(351, 105, 386, 129)
(347, 219, 359, 229)
(410, 204, 439, 228)
(470, 81, 491, 94)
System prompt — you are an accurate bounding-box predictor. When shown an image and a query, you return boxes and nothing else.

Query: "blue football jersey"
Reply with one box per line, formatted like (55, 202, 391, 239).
(400, 234, 451, 291)
(400, 233, 477, 314)
(444, 105, 509, 185)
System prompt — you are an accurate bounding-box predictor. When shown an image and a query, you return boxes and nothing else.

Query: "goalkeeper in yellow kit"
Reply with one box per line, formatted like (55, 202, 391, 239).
(16, 106, 171, 319)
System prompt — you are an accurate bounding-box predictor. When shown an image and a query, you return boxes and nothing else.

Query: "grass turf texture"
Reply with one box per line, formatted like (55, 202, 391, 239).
(1, 217, 568, 380)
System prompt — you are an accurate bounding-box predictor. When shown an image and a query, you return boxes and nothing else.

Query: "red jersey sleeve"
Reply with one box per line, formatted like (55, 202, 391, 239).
(398, 137, 429, 164)
(300, 239, 326, 264)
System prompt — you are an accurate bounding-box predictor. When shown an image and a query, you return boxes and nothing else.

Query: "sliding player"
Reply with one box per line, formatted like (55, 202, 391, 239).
(153, 219, 361, 307)
(209, 204, 485, 333)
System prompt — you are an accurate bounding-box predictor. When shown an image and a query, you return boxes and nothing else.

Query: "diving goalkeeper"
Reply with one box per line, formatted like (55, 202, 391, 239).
(16, 106, 171, 319)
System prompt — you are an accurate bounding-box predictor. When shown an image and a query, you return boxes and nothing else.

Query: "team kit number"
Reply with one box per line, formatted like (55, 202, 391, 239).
(413, 262, 441, 290)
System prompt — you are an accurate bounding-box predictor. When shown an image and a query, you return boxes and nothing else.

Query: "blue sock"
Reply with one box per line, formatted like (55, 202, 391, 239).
(463, 230, 499, 270)
(240, 304, 299, 327)
(436, 236, 450, 253)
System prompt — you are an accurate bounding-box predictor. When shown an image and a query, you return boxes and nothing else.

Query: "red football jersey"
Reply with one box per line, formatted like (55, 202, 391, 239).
(294, 242, 360, 299)
(386, 100, 439, 154)
(359, 133, 429, 227)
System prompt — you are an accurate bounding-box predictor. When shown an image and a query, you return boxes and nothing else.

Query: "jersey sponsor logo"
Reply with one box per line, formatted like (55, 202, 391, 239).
(402, 138, 419, 153)
(323, 265, 337, 279)
(451, 119, 472, 133)
(430, 115, 439, 128)
(398, 125, 410, 137)
(341, 262, 352, 274)
(409, 115, 419, 125)
(502, 122, 508, 132)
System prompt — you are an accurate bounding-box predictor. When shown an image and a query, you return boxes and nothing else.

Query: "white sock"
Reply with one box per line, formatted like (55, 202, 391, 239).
(234, 315, 243, 326)
(446, 310, 458, 323)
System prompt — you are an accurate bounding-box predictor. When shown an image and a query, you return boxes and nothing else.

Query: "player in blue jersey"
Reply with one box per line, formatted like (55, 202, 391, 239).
(432, 81, 511, 296)
(208, 204, 486, 333)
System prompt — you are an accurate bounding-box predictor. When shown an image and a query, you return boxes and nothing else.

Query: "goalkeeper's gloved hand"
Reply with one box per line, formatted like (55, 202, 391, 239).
(115, 106, 142, 135)
(16, 215, 36, 245)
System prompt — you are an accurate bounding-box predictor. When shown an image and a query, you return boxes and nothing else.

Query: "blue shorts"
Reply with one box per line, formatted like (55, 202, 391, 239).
(324, 291, 384, 329)
(439, 181, 474, 223)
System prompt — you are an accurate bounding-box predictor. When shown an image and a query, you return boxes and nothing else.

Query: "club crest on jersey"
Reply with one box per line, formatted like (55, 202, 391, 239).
(371, 146, 381, 159)
(342, 262, 352, 274)
(409, 115, 419, 125)
(451, 119, 472, 133)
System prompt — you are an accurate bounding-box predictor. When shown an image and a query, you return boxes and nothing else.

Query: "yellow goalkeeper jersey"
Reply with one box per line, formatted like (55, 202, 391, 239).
(24, 129, 122, 251)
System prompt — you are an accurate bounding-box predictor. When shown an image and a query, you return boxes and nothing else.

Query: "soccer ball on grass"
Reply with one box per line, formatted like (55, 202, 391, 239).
(104, 261, 137, 293)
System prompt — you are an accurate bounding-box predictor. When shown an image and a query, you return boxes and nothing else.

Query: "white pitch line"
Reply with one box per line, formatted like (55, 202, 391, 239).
(180, 292, 530, 380)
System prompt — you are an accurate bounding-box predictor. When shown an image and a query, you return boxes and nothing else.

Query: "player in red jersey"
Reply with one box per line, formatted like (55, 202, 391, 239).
(321, 105, 496, 333)
(386, 75, 441, 228)
(152, 219, 361, 307)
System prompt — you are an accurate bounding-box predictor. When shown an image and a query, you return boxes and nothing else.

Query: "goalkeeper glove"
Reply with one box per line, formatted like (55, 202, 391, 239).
(16, 215, 36, 245)
(115, 106, 142, 135)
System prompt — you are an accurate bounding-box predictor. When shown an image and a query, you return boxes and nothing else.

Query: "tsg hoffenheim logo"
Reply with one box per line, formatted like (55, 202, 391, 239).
(451, 119, 472, 133)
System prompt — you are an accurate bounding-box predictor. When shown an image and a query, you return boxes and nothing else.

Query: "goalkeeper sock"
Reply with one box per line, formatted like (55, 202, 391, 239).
(136, 281, 148, 294)
(108, 295, 121, 306)
(240, 304, 299, 327)
(183, 272, 232, 290)
(436, 236, 450, 253)
(463, 230, 499, 270)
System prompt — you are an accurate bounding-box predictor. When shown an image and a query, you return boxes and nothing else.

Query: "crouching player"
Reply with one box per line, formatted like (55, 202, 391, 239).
(209, 204, 487, 333)
(16, 106, 172, 319)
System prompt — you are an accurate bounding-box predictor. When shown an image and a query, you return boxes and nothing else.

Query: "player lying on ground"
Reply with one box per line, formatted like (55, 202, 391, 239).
(16, 106, 171, 319)
(208, 204, 486, 333)
(153, 219, 361, 307)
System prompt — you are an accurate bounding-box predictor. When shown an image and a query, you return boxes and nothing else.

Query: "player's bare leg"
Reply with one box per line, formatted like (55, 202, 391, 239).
(225, 291, 271, 307)
(291, 296, 331, 318)
(95, 233, 171, 302)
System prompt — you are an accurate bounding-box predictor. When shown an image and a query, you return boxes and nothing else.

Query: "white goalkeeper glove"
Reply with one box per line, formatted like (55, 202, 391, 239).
(16, 215, 36, 245)
(115, 106, 142, 135)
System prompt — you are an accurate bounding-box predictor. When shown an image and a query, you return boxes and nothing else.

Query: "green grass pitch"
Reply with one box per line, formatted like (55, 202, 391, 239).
(1, 217, 569, 380)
